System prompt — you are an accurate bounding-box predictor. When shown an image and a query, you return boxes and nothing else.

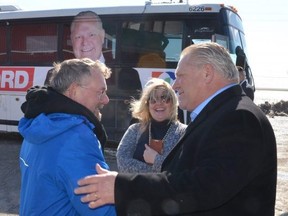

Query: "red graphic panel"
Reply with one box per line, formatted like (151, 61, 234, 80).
(0, 67, 35, 92)
(152, 71, 163, 78)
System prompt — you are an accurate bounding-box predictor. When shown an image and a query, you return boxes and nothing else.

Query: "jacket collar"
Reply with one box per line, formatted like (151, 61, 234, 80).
(21, 85, 107, 147)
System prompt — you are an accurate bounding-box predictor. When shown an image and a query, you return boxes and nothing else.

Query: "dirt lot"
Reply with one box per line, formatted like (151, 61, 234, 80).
(0, 116, 287, 216)
(270, 116, 288, 215)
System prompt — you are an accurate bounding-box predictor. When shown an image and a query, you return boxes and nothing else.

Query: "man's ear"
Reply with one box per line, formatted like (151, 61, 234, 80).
(65, 82, 78, 99)
(101, 29, 105, 44)
(202, 64, 214, 84)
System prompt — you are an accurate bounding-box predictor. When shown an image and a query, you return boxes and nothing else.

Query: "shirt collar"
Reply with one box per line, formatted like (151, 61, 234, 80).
(190, 83, 237, 122)
(98, 53, 105, 63)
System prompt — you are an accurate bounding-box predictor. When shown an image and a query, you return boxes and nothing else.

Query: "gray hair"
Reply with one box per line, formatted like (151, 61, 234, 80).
(71, 11, 103, 31)
(50, 58, 111, 93)
(182, 42, 239, 82)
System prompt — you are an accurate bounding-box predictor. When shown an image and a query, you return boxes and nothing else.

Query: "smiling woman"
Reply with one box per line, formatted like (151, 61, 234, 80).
(116, 77, 187, 173)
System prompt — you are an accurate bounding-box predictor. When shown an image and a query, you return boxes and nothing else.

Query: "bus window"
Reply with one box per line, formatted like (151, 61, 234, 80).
(223, 9, 244, 53)
(0, 25, 6, 64)
(119, 20, 183, 67)
(239, 32, 248, 54)
(226, 9, 244, 33)
(120, 20, 169, 67)
(212, 34, 229, 50)
(228, 26, 242, 53)
(11, 23, 57, 64)
(186, 18, 219, 46)
(102, 21, 117, 63)
(62, 23, 74, 60)
(163, 21, 183, 62)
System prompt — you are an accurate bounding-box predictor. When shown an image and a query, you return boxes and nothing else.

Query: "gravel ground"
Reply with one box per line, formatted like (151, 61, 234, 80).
(270, 117, 288, 216)
(0, 116, 287, 216)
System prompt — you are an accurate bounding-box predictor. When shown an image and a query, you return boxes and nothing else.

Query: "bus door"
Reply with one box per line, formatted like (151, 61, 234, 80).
(100, 18, 186, 143)
(0, 93, 25, 132)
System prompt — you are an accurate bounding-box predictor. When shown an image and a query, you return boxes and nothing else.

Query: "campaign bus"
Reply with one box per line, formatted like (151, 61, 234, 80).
(0, 1, 254, 144)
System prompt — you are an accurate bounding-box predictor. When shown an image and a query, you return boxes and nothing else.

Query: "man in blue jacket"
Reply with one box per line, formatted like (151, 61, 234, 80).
(75, 43, 277, 216)
(19, 58, 116, 215)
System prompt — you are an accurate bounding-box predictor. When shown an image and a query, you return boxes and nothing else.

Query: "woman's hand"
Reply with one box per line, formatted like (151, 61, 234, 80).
(143, 144, 158, 164)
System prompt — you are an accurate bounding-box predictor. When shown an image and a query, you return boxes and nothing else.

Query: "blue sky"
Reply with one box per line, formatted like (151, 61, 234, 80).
(1, 0, 288, 90)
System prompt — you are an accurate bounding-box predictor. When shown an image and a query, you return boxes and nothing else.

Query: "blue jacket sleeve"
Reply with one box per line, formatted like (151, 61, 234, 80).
(56, 124, 116, 216)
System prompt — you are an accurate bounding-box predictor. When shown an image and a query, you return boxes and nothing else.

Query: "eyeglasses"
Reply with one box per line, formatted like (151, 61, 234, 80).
(149, 95, 171, 105)
(148, 87, 172, 105)
(79, 85, 107, 101)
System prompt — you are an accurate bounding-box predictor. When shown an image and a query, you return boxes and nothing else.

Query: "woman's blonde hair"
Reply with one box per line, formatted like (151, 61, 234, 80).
(130, 78, 179, 129)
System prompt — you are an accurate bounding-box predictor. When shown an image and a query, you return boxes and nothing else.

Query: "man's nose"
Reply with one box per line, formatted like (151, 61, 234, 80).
(172, 79, 178, 90)
(102, 94, 109, 105)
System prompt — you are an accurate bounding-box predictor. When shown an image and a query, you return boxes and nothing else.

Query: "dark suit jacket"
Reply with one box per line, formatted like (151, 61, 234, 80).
(115, 85, 277, 216)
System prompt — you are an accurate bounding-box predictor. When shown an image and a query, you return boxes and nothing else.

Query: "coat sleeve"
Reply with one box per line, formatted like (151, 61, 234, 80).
(116, 124, 153, 173)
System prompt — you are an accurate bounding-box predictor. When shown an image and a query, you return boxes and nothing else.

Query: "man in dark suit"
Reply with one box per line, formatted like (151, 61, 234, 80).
(75, 43, 277, 216)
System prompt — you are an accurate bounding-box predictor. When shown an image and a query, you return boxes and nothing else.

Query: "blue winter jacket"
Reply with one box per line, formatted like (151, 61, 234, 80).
(19, 112, 116, 215)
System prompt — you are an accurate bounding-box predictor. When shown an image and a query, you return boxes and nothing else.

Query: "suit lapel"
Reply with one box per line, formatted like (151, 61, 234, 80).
(161, 85, 243, 170)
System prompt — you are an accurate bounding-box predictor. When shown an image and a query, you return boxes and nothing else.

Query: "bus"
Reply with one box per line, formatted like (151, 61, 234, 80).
(0, 1, 254, 144)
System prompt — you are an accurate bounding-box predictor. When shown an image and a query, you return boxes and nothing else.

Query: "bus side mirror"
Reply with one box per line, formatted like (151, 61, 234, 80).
(235, 46, 246, 69)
